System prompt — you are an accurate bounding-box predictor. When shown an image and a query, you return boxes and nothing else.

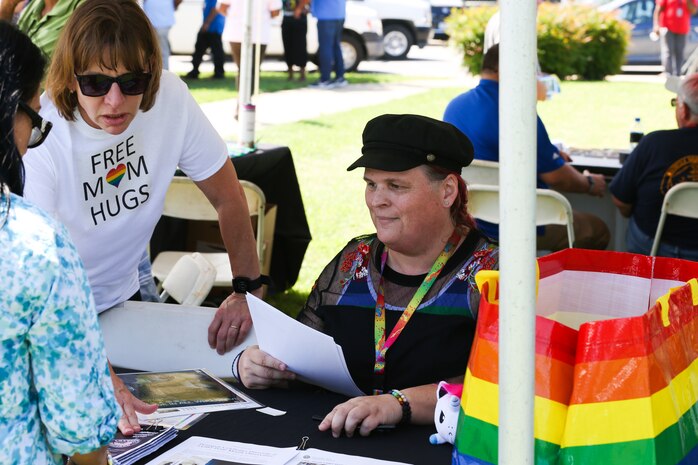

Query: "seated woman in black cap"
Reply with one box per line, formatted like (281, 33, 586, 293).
(234, 114, 499, 437)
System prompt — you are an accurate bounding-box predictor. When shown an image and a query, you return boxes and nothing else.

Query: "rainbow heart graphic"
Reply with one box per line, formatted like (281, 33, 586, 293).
(106, 164, 126, 187)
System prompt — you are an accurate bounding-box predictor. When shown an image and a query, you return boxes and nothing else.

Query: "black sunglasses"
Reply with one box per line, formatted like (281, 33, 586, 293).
(18, 100, 52, 149)
(75, 72, 152, 97)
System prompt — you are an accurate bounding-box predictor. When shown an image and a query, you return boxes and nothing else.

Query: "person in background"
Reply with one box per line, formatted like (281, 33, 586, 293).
(218, 0, 281, 112)
(309, 0, 347, 89)
(233, 114, 499, 437)
(0, 0, 82, 57)
(653, 0, 697, 76)
(143, 0, 182, 71)
(185, 0, 226, 80)
(0, 20, 119, 465)
(610, 74, 698, 259)
(444, 44, 610, 252)
(22, 0, 262, 435)
(281, 0, 309, 81)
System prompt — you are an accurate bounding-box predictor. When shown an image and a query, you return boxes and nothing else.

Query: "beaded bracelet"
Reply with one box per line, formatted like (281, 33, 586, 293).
(389, 389, 411, 425)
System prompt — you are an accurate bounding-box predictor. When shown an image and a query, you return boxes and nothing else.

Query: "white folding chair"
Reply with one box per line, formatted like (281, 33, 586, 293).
(151, 176, 266, 288)
(468, 183, 575, 248)
(650, 182, 698, 256)
(461, 159, 500, 186)
(159, 253, 216, 306)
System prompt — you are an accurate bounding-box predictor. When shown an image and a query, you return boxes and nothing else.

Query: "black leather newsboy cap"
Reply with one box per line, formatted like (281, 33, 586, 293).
(347, 114, 474, 172)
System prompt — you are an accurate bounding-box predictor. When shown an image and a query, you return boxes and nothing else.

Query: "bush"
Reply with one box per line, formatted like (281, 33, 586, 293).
(574, 7, 631, 80)
(445, 5, 497, 76)
(446, 3, 631, 80)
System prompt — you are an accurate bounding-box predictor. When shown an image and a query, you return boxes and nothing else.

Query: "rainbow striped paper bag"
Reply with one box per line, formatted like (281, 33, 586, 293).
(452, 249, 698, 465)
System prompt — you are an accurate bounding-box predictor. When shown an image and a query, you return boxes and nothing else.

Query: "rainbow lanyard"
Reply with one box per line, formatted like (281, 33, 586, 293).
(372, 230, 461, 394)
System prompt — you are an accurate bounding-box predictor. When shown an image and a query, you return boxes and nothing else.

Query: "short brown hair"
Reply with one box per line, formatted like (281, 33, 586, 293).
(482, 43, 499, 74)
(46, 0, 162, 120)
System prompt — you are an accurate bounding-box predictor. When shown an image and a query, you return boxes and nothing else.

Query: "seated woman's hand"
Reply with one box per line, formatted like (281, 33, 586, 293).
(238, 345, 297, 389)
(318, 394, 403, 438)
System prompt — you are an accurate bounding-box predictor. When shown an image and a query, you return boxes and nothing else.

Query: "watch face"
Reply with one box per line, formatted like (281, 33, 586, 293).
(234, 278, 250, 293)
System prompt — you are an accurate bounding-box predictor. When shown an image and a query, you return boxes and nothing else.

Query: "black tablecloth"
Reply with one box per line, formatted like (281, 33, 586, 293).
(132, 385, 453, 465)
(150, 144, 311, 293)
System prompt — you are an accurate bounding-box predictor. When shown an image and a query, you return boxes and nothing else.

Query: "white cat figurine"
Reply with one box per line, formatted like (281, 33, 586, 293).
(429, 381, 463, 445)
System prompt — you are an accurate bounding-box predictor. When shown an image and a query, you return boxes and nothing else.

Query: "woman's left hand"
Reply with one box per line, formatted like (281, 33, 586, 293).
(318, 394, 403, 438)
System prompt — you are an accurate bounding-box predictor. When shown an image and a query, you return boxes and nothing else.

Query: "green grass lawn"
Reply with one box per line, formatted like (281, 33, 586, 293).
(180, 70, 411, 104)
(539, 80, 676, 149)
(187, 77, 678, 314)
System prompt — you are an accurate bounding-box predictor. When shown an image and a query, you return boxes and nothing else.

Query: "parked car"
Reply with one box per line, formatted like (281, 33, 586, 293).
(429, 0, 494, 40)
(170, 0, 384, 72)
(599, 0, 698, 64)
(350, 0, 432, 59)
(430, 0, 463, 40)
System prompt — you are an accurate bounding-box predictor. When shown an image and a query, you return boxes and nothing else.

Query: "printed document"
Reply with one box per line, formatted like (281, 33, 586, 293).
(246, 294, 364, 397)
(144, 436, 413, 465)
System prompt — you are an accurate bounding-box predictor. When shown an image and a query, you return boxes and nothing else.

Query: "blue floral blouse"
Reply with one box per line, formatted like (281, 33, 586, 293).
(0, 193, 119, 465)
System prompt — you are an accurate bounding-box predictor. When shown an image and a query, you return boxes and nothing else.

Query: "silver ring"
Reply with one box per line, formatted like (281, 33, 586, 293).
(230, 324, 239, 330)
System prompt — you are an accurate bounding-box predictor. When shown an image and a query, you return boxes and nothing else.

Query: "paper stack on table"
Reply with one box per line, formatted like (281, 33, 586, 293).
(246, 294, 364, 397)
(109, 425, 177, 465)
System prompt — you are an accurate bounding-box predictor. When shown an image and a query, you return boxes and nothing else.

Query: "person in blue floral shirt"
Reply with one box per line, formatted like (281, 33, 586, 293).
(0, 21, 120, 465)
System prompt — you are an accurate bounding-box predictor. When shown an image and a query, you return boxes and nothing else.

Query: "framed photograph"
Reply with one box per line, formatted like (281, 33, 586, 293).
(118, 369, 260, 416)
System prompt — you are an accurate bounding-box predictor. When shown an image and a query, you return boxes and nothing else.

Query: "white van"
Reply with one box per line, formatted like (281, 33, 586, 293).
(170, 0, 384, 72)
(350, 0, 432, 59)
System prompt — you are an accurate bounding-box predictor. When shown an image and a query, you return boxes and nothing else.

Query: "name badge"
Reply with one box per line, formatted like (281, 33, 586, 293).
(677, 7, 684, 17)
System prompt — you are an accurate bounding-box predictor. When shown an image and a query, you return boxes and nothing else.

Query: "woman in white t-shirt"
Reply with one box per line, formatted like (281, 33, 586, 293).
(23, 0, 264, 436)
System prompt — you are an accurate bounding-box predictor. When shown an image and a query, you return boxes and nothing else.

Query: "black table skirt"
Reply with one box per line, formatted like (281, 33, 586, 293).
(132, 384, 454, 465)
(150, 144, 312, 293)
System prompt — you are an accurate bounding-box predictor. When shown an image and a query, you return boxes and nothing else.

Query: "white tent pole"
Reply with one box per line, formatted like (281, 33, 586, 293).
(254, 1, 262, 99)
(499, 0, 537, 464)
(238, 0, 255, 147)
(238, 0, 253, 106)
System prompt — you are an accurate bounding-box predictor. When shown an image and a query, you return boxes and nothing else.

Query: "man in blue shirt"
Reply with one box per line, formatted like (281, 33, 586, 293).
(186, 0, 226, 79)
(443, 44, 609, 251)
(610, 74, 698, 259)
(309, 0, 347, 89)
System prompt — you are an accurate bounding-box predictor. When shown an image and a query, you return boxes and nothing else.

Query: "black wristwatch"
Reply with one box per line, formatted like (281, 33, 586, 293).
(232, 275, 270, 293)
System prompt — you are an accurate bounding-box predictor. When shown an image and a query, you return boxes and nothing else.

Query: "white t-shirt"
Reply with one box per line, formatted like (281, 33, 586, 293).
(220, 0, 282, 44)
(23, 71, 228, 312)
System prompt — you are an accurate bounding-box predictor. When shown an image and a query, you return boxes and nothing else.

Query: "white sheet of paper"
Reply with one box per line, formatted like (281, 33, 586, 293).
(99, 301, 257, 378)
(246, 294, 364, 397)
(144, 436, 298, 465)
(144, 436, 414, 465)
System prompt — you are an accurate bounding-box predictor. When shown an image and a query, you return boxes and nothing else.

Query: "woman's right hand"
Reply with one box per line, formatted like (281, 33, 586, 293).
(238, 345, 297, 389)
